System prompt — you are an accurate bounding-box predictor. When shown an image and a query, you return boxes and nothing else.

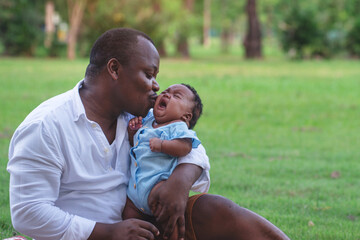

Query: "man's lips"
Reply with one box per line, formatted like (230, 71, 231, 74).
(149, 94, 158, 106)
(150, 94, 158, 101)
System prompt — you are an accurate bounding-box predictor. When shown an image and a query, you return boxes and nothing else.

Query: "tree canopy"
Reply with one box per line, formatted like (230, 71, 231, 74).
(1, 0, 359, 59)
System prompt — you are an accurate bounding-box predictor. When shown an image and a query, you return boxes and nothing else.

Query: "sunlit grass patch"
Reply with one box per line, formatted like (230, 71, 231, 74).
(0, 56, 359, 239)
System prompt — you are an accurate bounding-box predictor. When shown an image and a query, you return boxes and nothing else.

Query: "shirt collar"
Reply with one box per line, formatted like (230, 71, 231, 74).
(71, 79, 87, 122)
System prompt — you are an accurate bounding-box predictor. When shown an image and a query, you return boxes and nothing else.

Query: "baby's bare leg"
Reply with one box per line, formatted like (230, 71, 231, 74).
(148, 180, 166, 216)
(122, 197, 145, 220)
(148, 181, 165, 202)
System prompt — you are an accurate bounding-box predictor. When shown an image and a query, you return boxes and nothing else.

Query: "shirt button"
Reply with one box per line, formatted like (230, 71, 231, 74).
(134, 184, 136, 189)
(104, 148, 109, 153)
(91, 123, 97, 128)
(141, 208, 145, 212)
(134, 162, 138, 167)
(135, 141, 139, 146)
(108, 167, 113, 171)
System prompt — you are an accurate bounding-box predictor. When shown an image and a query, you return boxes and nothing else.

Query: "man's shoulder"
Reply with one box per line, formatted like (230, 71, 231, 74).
(18, 90, 74, 130)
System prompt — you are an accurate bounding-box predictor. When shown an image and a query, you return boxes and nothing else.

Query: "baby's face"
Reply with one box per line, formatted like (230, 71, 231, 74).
(153, 84, 194, 125)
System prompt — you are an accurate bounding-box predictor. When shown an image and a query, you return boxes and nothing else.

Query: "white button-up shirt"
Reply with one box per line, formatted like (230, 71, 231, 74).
(7, 80, 210, 240)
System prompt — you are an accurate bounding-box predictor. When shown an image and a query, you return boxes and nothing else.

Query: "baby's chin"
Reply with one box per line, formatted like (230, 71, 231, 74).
(152, 110, 160, 119)
(152, 111, 167, 124)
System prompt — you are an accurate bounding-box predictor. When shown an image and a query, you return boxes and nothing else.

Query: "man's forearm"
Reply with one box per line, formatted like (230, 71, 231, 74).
(87, 223, 112, 240)
(167, 163, 202, 193)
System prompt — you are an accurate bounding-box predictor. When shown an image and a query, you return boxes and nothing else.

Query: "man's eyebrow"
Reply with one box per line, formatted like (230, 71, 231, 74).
(143, 64, 158, 73)
(149, 65, 158, 73)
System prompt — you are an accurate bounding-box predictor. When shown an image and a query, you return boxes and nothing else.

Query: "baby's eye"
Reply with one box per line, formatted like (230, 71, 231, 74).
(173, 94, 181, 99)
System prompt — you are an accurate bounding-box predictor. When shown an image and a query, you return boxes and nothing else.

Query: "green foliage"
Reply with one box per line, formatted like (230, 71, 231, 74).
(208, 0, 245, 54)
(211, 0, 245, 33)
(346, 17, 360, 57)
(121, 0, 188, 55)
(76, 0, 124, 57)
(77, 0, 189, 57)
(278, 6, 322, 58)
(275, 0, 358, 59)
(0, 0, 44, 56)
(1, 0, 360, 58)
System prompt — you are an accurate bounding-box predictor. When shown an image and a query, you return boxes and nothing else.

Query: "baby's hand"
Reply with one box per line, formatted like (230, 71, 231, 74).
(149, 138, 163, 152)
(128, 116, 143, 130)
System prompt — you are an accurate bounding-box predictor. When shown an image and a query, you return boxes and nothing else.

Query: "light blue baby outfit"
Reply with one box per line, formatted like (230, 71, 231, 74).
(127, 113, 200, 215)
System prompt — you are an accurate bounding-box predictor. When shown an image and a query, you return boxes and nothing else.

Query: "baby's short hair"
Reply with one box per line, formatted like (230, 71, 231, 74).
(181, 83, 203, 129)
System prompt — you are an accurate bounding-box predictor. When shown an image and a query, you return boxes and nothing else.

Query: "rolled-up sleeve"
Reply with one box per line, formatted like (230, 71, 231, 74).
(59, 216, 95, 240)
(177, 144, 210, 193)
(7, 122, 94, 240)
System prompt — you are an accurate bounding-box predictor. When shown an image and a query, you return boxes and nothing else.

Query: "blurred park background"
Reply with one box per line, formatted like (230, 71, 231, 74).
(1, 0, 360, 59)
(1, 0, 360, 239)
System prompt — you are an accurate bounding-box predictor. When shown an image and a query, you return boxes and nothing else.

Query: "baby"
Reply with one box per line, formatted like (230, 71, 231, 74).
(122, 83, 208, 239)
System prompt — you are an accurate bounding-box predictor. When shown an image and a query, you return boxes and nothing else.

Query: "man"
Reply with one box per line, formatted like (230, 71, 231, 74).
(8, 28, 289, 240)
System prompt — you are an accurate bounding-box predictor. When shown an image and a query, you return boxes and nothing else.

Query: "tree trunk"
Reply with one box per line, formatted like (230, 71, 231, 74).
(67, 0, 87, 60)
(176, 0, 194, 58)
(153, 0, 167, 57)
(176, 37, 190, 58)
(184, 0, 194, 11)
(243, 0, 262, 59)
(221, 27, 231, 53)
(220, 0, 231, 53)
(203, 0, 211, 47)
(157, 41, 167, 57)
(44, 1, 55, 48)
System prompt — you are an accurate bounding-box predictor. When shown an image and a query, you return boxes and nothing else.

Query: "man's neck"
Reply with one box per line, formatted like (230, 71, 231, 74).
(79, 82, 118, 144)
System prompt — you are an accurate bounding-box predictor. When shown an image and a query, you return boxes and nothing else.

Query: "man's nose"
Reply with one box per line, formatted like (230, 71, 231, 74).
(152, 79, 160, 92)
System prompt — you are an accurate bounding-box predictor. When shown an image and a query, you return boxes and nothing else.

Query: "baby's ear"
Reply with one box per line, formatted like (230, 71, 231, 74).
(181, 112, 193, 124)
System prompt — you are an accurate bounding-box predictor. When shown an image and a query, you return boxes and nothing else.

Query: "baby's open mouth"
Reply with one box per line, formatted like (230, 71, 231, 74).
(159, 98, 167, 108)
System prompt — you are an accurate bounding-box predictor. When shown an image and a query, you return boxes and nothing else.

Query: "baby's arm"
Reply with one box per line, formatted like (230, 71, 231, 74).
(127, 116, 143, 147)
(149, 138, 192, 157)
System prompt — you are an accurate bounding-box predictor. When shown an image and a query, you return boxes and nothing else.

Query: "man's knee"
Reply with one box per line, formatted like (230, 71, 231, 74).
(190, 194, 289, 240)
(191, 194, 245, 239)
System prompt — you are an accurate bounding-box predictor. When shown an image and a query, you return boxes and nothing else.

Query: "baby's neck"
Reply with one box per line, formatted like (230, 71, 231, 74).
(152, 119, 184, 129)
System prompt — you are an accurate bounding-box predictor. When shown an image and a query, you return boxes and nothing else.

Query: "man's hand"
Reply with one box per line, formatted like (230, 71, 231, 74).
(88, 219, 159, 240)
(149, 138, 162, 152)
(148, 180, 187, 240)
(148, 164, 202, 240)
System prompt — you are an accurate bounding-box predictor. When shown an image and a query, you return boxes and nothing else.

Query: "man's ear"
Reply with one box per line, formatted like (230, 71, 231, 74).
(181, 112, 193, 126)
(107, 58, 122, 80)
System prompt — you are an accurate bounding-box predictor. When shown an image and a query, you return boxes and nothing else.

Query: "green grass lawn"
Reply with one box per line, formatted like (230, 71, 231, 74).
(0, 56, 359, 239)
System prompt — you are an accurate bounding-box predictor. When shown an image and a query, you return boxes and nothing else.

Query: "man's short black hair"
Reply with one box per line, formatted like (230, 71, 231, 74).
(85, 28, 154, 78)
(181, 83, 203, 129)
